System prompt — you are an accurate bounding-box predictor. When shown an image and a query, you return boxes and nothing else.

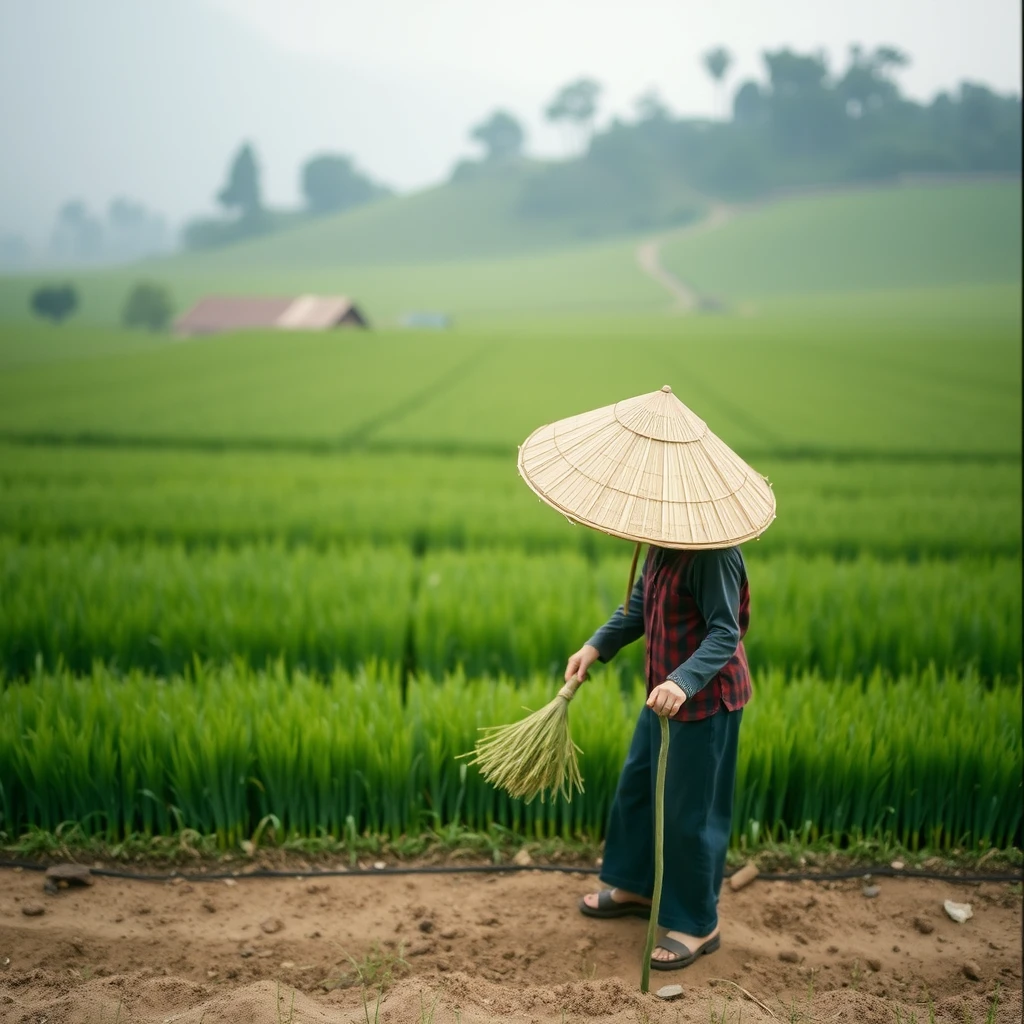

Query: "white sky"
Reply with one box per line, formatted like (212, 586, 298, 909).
(1, 0, 1020, 245)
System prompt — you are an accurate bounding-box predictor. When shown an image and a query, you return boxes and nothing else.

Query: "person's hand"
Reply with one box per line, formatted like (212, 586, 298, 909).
(565, 644, 601, 684)
(647, 680, 687, 717)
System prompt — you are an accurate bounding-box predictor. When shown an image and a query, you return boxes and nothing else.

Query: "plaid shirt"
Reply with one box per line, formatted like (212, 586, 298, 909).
(587, 546, 751, 722)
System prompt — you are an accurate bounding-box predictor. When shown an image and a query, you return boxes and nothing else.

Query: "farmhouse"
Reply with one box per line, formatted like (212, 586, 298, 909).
(174, 295, 368, 336)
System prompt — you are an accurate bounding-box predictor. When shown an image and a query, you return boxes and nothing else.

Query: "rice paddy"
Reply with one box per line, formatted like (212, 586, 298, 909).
(1, 663, 1018, 852)
(0, 183, 1021, 855)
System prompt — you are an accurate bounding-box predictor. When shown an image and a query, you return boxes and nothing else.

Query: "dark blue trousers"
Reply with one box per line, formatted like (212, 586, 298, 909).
(599, 705, 742, 935)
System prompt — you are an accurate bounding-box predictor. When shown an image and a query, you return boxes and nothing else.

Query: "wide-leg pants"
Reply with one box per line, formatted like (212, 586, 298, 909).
(598, 705, 743, 935)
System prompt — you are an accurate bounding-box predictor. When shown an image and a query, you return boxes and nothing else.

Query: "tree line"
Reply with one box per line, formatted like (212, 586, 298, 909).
(17, 40, 1021, 266)
(457, 43, 1020, 200)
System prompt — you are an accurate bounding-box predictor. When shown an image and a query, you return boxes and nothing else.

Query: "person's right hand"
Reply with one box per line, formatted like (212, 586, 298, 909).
(565, 644, 601, 684)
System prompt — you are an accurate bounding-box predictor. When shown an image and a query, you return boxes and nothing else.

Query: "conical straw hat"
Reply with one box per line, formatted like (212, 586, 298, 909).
(517, 385, 776, 549)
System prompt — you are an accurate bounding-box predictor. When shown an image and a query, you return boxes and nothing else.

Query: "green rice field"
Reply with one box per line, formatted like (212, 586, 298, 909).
(1, 182, 1021, 854)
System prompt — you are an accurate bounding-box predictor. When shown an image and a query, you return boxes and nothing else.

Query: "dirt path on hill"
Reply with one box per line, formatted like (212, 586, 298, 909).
(635, 204, 737, 311)
(1, 863, 1020, 1023)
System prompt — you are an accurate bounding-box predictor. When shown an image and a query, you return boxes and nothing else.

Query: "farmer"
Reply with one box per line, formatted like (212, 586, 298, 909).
(568, 543, 750, 971)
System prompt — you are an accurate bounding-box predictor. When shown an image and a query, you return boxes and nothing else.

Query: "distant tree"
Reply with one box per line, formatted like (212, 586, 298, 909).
(838, 44, 909, 118)
(469, 110, 526, 161)
(634, 89, 670, 123)
(217, 143, 262, 220)
(122, 282, 174, 332)
(702, 47, 733, 117)
(545, 78, 602, 151)
(732, 80, 768, 126)
(30, 284, 78, 324)
(301, 154, 388, 215)
(50, 201, 104, 263)
(106, 197, 170, 261)
(762, 48, 846, 153)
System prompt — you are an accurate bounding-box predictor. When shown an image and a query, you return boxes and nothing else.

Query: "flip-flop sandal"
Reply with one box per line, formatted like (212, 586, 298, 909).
(650, 933, 721, 971)
(578, 889, 652, 920)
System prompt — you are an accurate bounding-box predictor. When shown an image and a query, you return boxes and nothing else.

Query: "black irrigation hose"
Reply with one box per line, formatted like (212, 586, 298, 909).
(1, 859, 1020, 884)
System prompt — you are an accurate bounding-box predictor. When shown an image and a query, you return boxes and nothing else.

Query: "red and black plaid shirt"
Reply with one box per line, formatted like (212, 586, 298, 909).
(643, 547, 751, 722)
(588, 546, 751, 722)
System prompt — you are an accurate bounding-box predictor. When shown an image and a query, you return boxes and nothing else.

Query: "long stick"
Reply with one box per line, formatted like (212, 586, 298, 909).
(623, 541, 642, 612)
(640, 713, 670, 993)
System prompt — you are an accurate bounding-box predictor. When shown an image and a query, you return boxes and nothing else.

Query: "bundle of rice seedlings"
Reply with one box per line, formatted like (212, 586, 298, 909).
(460, 677, 584, 803)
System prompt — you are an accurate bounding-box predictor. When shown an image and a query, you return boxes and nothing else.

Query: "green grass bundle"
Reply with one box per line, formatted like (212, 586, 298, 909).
(460, 678, 585, 803)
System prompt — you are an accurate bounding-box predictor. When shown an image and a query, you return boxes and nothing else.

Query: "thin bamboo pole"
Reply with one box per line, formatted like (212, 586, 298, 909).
(624, 541, 642, 612)
(640, 713, 670, 993)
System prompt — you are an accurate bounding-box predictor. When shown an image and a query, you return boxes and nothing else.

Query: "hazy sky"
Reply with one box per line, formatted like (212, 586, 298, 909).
(1, 0, 1020, 245)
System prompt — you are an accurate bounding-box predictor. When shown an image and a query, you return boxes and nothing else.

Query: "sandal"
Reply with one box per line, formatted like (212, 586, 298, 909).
(578, 889, 652, 920)
(650, 933, 721, 971)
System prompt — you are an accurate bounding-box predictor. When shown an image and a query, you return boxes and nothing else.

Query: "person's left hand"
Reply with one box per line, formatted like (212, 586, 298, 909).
(647, 680, 687, 717)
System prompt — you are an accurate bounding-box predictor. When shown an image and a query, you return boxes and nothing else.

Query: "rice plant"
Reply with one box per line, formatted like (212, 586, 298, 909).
(1, 663, 1018, 850)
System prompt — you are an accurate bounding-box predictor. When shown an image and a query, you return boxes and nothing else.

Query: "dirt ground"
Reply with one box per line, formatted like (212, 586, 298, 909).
(1, 861, 1020, 1024)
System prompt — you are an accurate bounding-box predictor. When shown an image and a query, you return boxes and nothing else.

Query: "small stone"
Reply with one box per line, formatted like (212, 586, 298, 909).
(239, 949, 255, 959)
(867, 958, 882, 972)
(656, 984, 684, 1000)
(512, 848, 533, 867)
(306, 883, 326, 894)
(863, 885, 881, 898)
(827, 945, 839, 954)
(171, 876, 184, 886)
(280, 961, 295, 969)
(22, 904, 45, 917)
(944, 900, 973, 924)
(729, 862, 759, 891)
(913, 918, 934, 935)
(260, 917, 284, 934)
(418, 919, 434, 934)
(779, 950, 800, 963)
(240, 840, 255, 856)
(373, 861, 386, 871)
(202, 900, 217, 913)
(794, 934, 808, 945)
(223, 878, 237, 887)
(439, 928, 459, 940)
(963, 961, 982, 981)
(893, 946, 900, 953)
(891, 860, 905, 871)
(45, 864, 93, 886)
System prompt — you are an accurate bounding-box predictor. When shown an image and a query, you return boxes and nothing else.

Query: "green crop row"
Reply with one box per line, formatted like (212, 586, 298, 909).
(3, 306, 1019, 459)
(0, 539, 414, 676)
(1, 663, 1019, 851)
(2, 538, 1020, 680)
(0, 444, 1020, 558)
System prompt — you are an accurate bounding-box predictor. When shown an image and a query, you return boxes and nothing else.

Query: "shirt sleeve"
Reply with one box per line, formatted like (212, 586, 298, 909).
(585, 569, 645, 663)
(667, 548, 744, 699)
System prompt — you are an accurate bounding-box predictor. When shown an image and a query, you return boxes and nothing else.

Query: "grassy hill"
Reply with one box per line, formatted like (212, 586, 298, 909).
(660, 180, 1022, 301)
(0, 179, 1018, 330)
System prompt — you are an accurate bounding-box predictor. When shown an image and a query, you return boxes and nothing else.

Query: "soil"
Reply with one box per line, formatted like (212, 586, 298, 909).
(1, 863, 1020, 1024)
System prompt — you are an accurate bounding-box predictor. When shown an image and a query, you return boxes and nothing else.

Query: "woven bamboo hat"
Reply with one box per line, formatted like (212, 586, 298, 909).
(517, 385, 776, 549)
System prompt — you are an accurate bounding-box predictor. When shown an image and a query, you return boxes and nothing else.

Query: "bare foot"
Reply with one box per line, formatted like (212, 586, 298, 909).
(581, 888, 652, 910)
(651, 927, 720, 961)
